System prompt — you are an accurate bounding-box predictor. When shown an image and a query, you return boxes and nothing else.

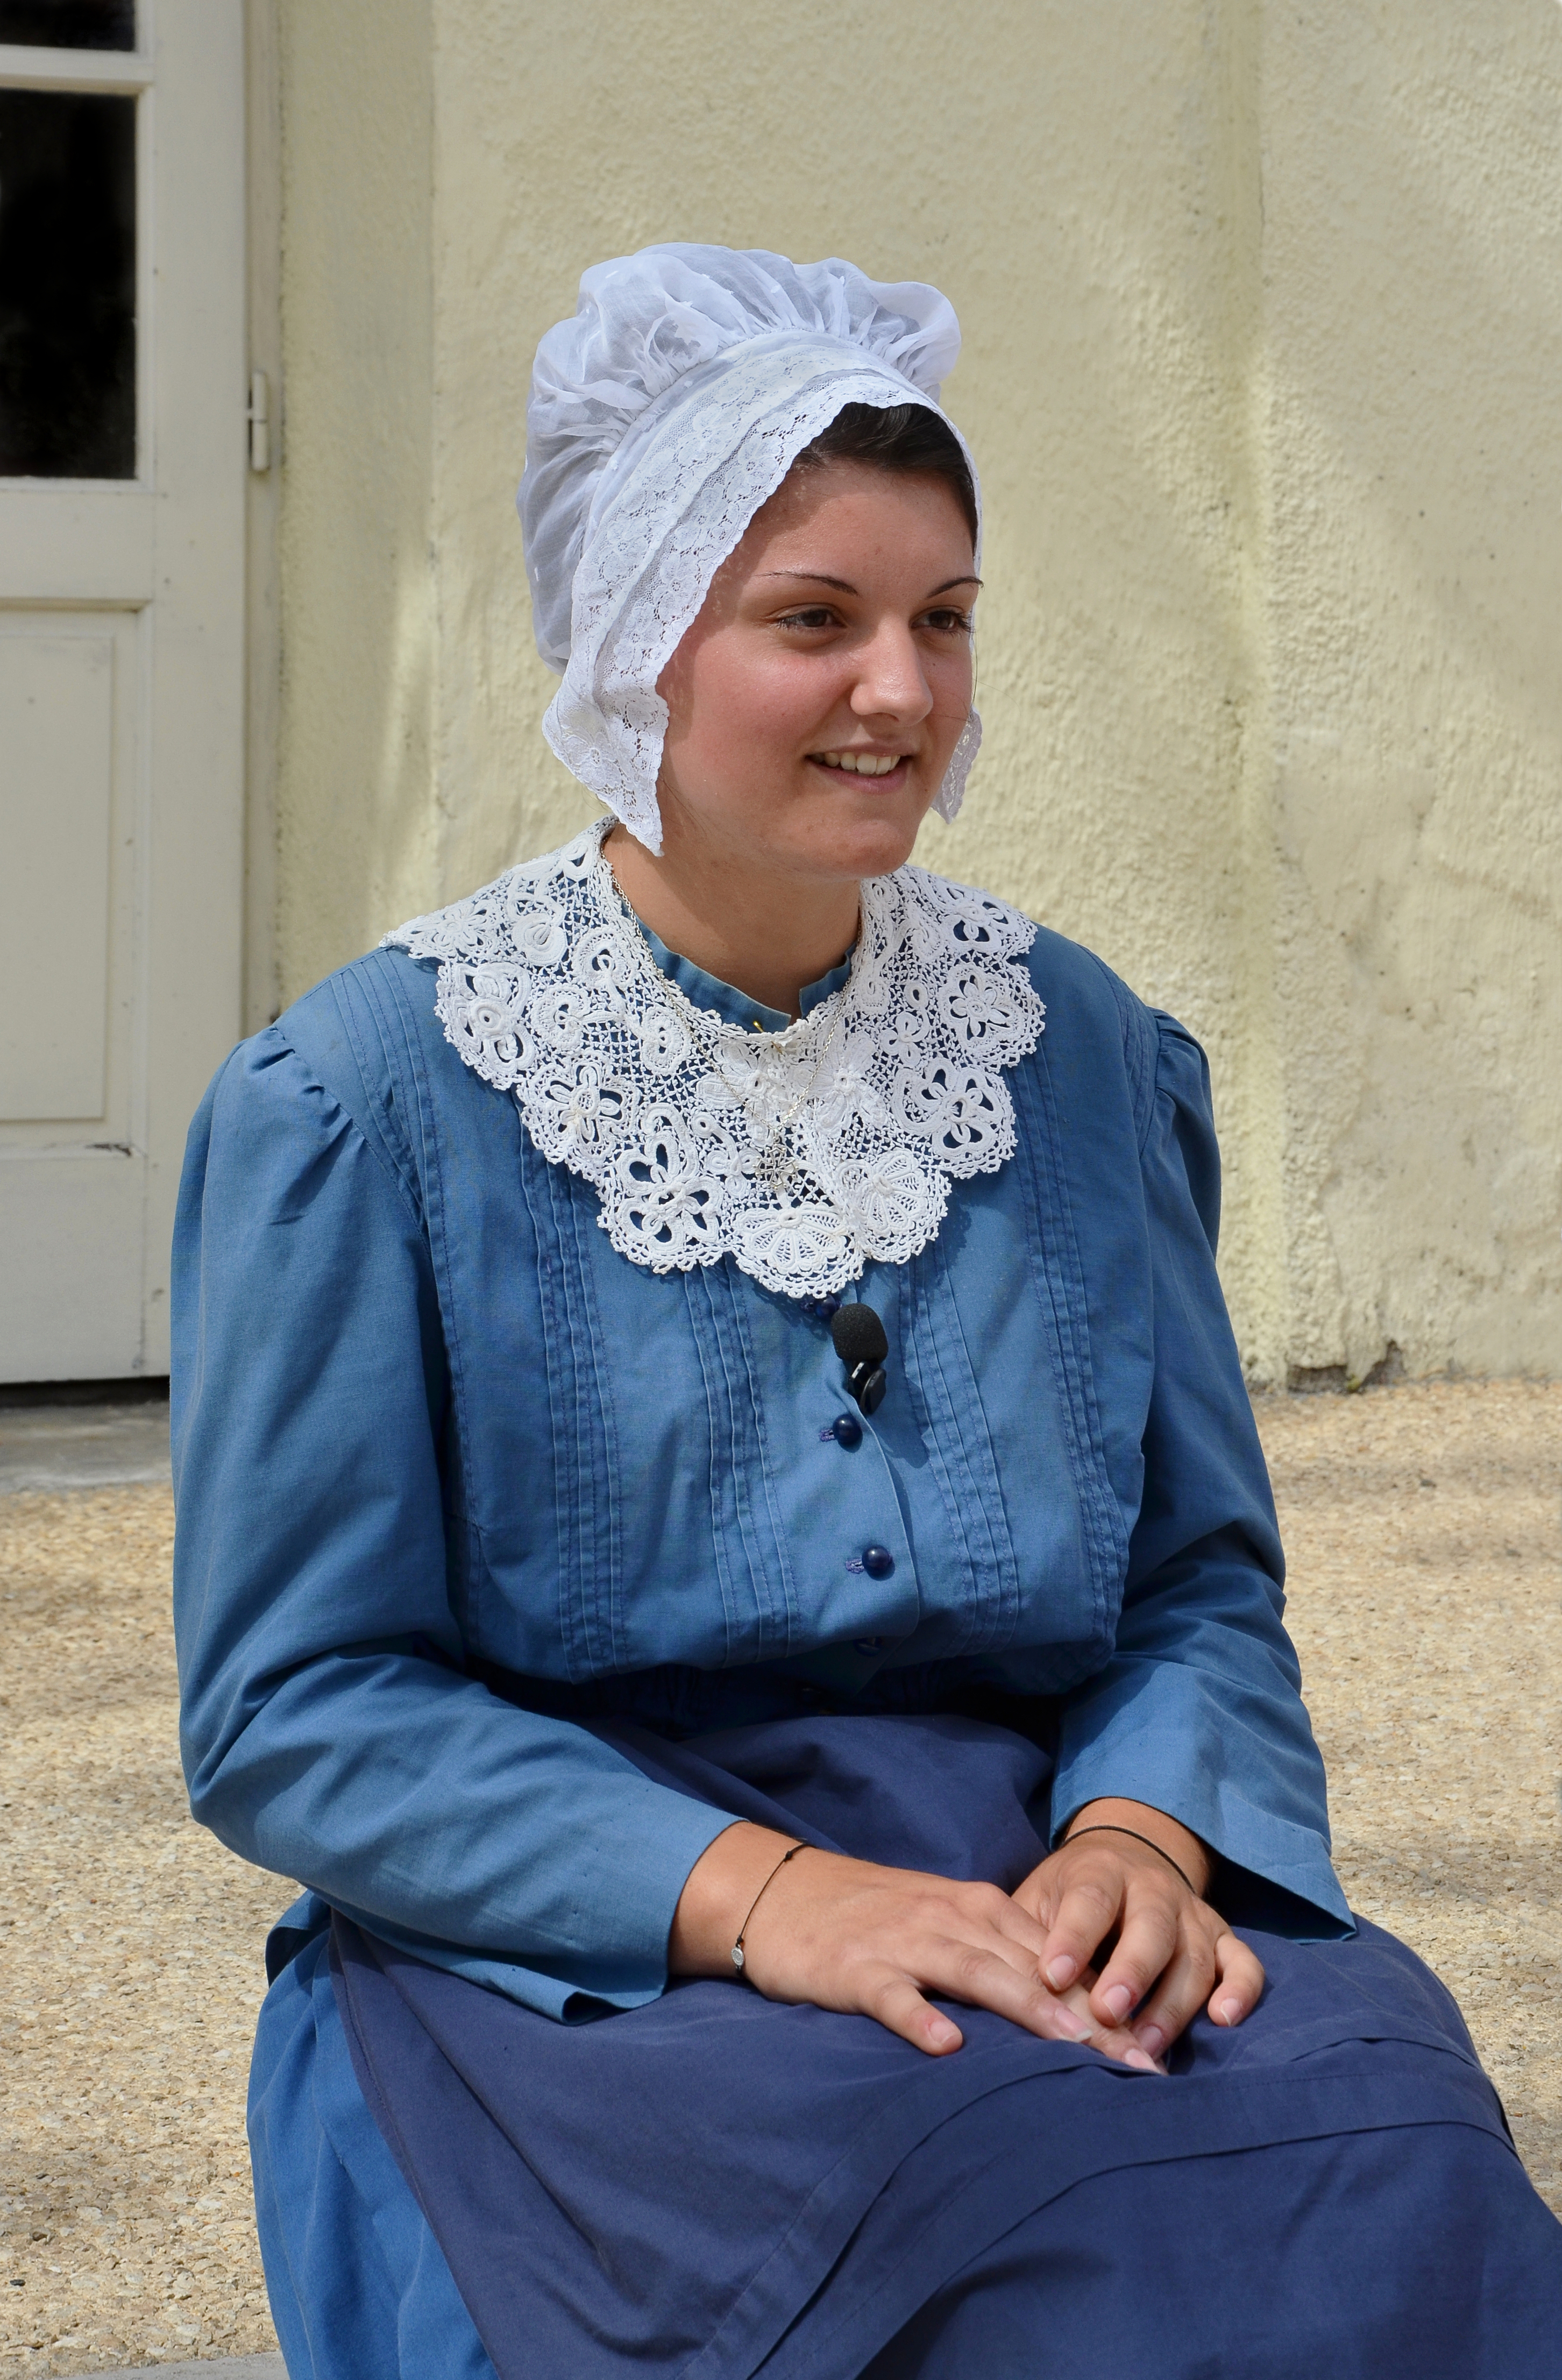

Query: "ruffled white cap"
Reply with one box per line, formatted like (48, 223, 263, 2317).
(519, 243, 982, 853)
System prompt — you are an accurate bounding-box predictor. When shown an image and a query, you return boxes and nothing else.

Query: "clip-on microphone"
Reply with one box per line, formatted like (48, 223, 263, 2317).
(830, 1304, 889, 1417)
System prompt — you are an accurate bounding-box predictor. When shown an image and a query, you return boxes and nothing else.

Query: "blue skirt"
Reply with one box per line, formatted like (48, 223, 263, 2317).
(250, 1713, 1562, 2378)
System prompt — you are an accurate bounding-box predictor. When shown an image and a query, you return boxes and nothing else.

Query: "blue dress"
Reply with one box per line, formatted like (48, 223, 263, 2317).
(172, 888, 1561, 2376)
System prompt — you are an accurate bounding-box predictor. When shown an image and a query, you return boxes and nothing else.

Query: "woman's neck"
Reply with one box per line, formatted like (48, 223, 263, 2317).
(605, 826, 861, 1019)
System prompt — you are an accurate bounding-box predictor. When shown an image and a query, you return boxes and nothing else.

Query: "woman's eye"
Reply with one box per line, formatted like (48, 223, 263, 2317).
(774, 607, 972, 635)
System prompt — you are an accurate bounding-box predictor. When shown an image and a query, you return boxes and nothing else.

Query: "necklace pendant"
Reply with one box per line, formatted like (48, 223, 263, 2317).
(756, 1132, 802, 1191)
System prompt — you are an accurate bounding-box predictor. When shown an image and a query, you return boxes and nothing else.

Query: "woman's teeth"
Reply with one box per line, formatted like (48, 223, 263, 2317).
(814, 752, 903, 775)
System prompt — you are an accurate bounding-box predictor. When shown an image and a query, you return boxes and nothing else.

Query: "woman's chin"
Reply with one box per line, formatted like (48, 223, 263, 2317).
(790, 790, 933, 879)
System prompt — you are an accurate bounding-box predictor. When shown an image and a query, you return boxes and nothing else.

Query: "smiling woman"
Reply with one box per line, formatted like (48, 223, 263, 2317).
(171, 244, 1562, 2378)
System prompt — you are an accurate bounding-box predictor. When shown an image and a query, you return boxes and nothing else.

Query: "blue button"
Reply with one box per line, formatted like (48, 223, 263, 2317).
(830, 1412, 863, 1449)
(861, 1545, 895, 1580)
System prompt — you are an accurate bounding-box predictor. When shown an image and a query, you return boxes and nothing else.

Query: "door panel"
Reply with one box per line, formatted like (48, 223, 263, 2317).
(0, 1151, 144, 1377)
(0, 628, 116, 1120)
(0, 4, 245, 1380)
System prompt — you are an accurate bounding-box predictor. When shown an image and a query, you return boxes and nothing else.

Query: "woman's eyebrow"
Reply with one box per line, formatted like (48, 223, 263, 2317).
(754, 571, 984, 596)
(755, 570, 858, 592)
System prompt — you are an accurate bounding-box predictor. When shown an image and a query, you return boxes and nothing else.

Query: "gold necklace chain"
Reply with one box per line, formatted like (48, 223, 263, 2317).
(741, 1003, 845, 1185)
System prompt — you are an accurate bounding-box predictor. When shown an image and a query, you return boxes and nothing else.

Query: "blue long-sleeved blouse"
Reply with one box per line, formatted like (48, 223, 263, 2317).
(171, 900, 1349, 2022)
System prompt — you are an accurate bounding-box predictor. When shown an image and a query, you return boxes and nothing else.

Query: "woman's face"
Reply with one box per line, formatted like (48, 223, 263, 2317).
(653, 458, 978, 886)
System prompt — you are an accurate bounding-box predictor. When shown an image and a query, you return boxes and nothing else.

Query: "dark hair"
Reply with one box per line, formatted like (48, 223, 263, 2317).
(792, 402, 978, 548)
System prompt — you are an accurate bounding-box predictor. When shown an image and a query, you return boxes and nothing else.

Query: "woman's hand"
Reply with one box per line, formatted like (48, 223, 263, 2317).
(1013, 1798, 1266, 2060)
(669, 1822, 1156, 2065)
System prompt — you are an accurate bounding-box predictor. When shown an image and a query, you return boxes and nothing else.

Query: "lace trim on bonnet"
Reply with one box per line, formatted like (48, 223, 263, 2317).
(384, 823, 1043, 1301)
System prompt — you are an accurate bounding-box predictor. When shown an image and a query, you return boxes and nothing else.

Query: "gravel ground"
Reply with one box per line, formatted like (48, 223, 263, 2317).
(1, 1378, 1558, 2373)
(1257, 1379, 1562, 2208)
(0, 1489, 291, 2373)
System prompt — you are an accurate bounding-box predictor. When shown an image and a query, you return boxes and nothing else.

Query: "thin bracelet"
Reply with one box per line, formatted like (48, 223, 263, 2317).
(1062, 1823, 1200, 1897)
(732, 1841, 808, 1972)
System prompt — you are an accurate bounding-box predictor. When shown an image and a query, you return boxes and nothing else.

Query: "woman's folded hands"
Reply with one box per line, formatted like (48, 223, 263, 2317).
(1021, 1796, 1267, 2064)
(669, 1797, 1265, 2068)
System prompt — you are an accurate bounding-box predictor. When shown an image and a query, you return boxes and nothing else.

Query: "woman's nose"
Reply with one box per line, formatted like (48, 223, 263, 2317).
(850, 623, 934, 725)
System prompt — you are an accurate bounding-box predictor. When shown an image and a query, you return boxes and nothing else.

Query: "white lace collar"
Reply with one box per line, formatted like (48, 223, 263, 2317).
(385, 823, 1043, 1300)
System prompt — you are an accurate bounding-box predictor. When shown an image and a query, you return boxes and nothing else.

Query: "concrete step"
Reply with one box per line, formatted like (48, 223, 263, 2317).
(0, 1398, 171, 1493)
(91, 2361, 285, 2379)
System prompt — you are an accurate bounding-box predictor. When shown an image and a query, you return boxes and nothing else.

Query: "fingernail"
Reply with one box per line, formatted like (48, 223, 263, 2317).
(1102, 1984, 1133, 2022)
(1215, 1997, 1244, 2027)
(1125, 2048, 1159, 2072)
(929, 2017, 960, 2050)
(1136, 2023, 1166, 2058)
(1050, 2004, 1091, 2039)
(1045, 1956, 1077, 1990)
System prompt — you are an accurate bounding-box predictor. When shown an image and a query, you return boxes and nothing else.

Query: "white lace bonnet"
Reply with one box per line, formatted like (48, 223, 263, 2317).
(520, 243, 983, 855)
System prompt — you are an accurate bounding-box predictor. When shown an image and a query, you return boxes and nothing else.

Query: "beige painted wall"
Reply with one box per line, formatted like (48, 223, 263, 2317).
(266, 0, 1561, 1385)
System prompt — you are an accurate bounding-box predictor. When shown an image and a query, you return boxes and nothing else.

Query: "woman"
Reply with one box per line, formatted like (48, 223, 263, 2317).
(173, 246, 1560, 2377)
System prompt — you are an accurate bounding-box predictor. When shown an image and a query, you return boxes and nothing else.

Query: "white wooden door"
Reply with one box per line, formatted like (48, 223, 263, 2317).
(0, 1, 245, 1383)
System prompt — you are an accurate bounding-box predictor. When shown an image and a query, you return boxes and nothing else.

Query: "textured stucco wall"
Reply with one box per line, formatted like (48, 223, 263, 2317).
(273, 0, 436, 996)
(1257, 6, 1562, 1382)
(271, 0, 1561, 1382)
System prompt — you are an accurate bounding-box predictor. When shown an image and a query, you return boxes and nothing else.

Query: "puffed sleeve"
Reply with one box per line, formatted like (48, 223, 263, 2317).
(1048, 1015, 1352, 1936)
(171, 1023, 737, 2018)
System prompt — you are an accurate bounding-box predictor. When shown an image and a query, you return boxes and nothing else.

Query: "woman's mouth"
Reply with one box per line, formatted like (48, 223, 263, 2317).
(807, 750, 911, 782)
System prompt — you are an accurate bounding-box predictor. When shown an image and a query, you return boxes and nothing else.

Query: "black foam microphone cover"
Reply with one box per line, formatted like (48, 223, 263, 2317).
(830, 1305, 888, 1366)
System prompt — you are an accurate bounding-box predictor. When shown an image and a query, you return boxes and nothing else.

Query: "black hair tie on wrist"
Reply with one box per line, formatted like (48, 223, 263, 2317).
(1062, 1823, 1199, 1897)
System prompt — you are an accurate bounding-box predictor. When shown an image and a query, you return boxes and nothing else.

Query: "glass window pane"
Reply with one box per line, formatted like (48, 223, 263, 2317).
(0, 89, 136, 478)
(0, 3, 135, 48)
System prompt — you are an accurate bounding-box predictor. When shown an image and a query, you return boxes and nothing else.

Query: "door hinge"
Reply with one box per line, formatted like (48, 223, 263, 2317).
(247, 369, 272, 472)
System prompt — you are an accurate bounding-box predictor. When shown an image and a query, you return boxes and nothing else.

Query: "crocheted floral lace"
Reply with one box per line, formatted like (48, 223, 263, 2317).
(542, 334, 983, 850)
(385, 823, 1043, 1300)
